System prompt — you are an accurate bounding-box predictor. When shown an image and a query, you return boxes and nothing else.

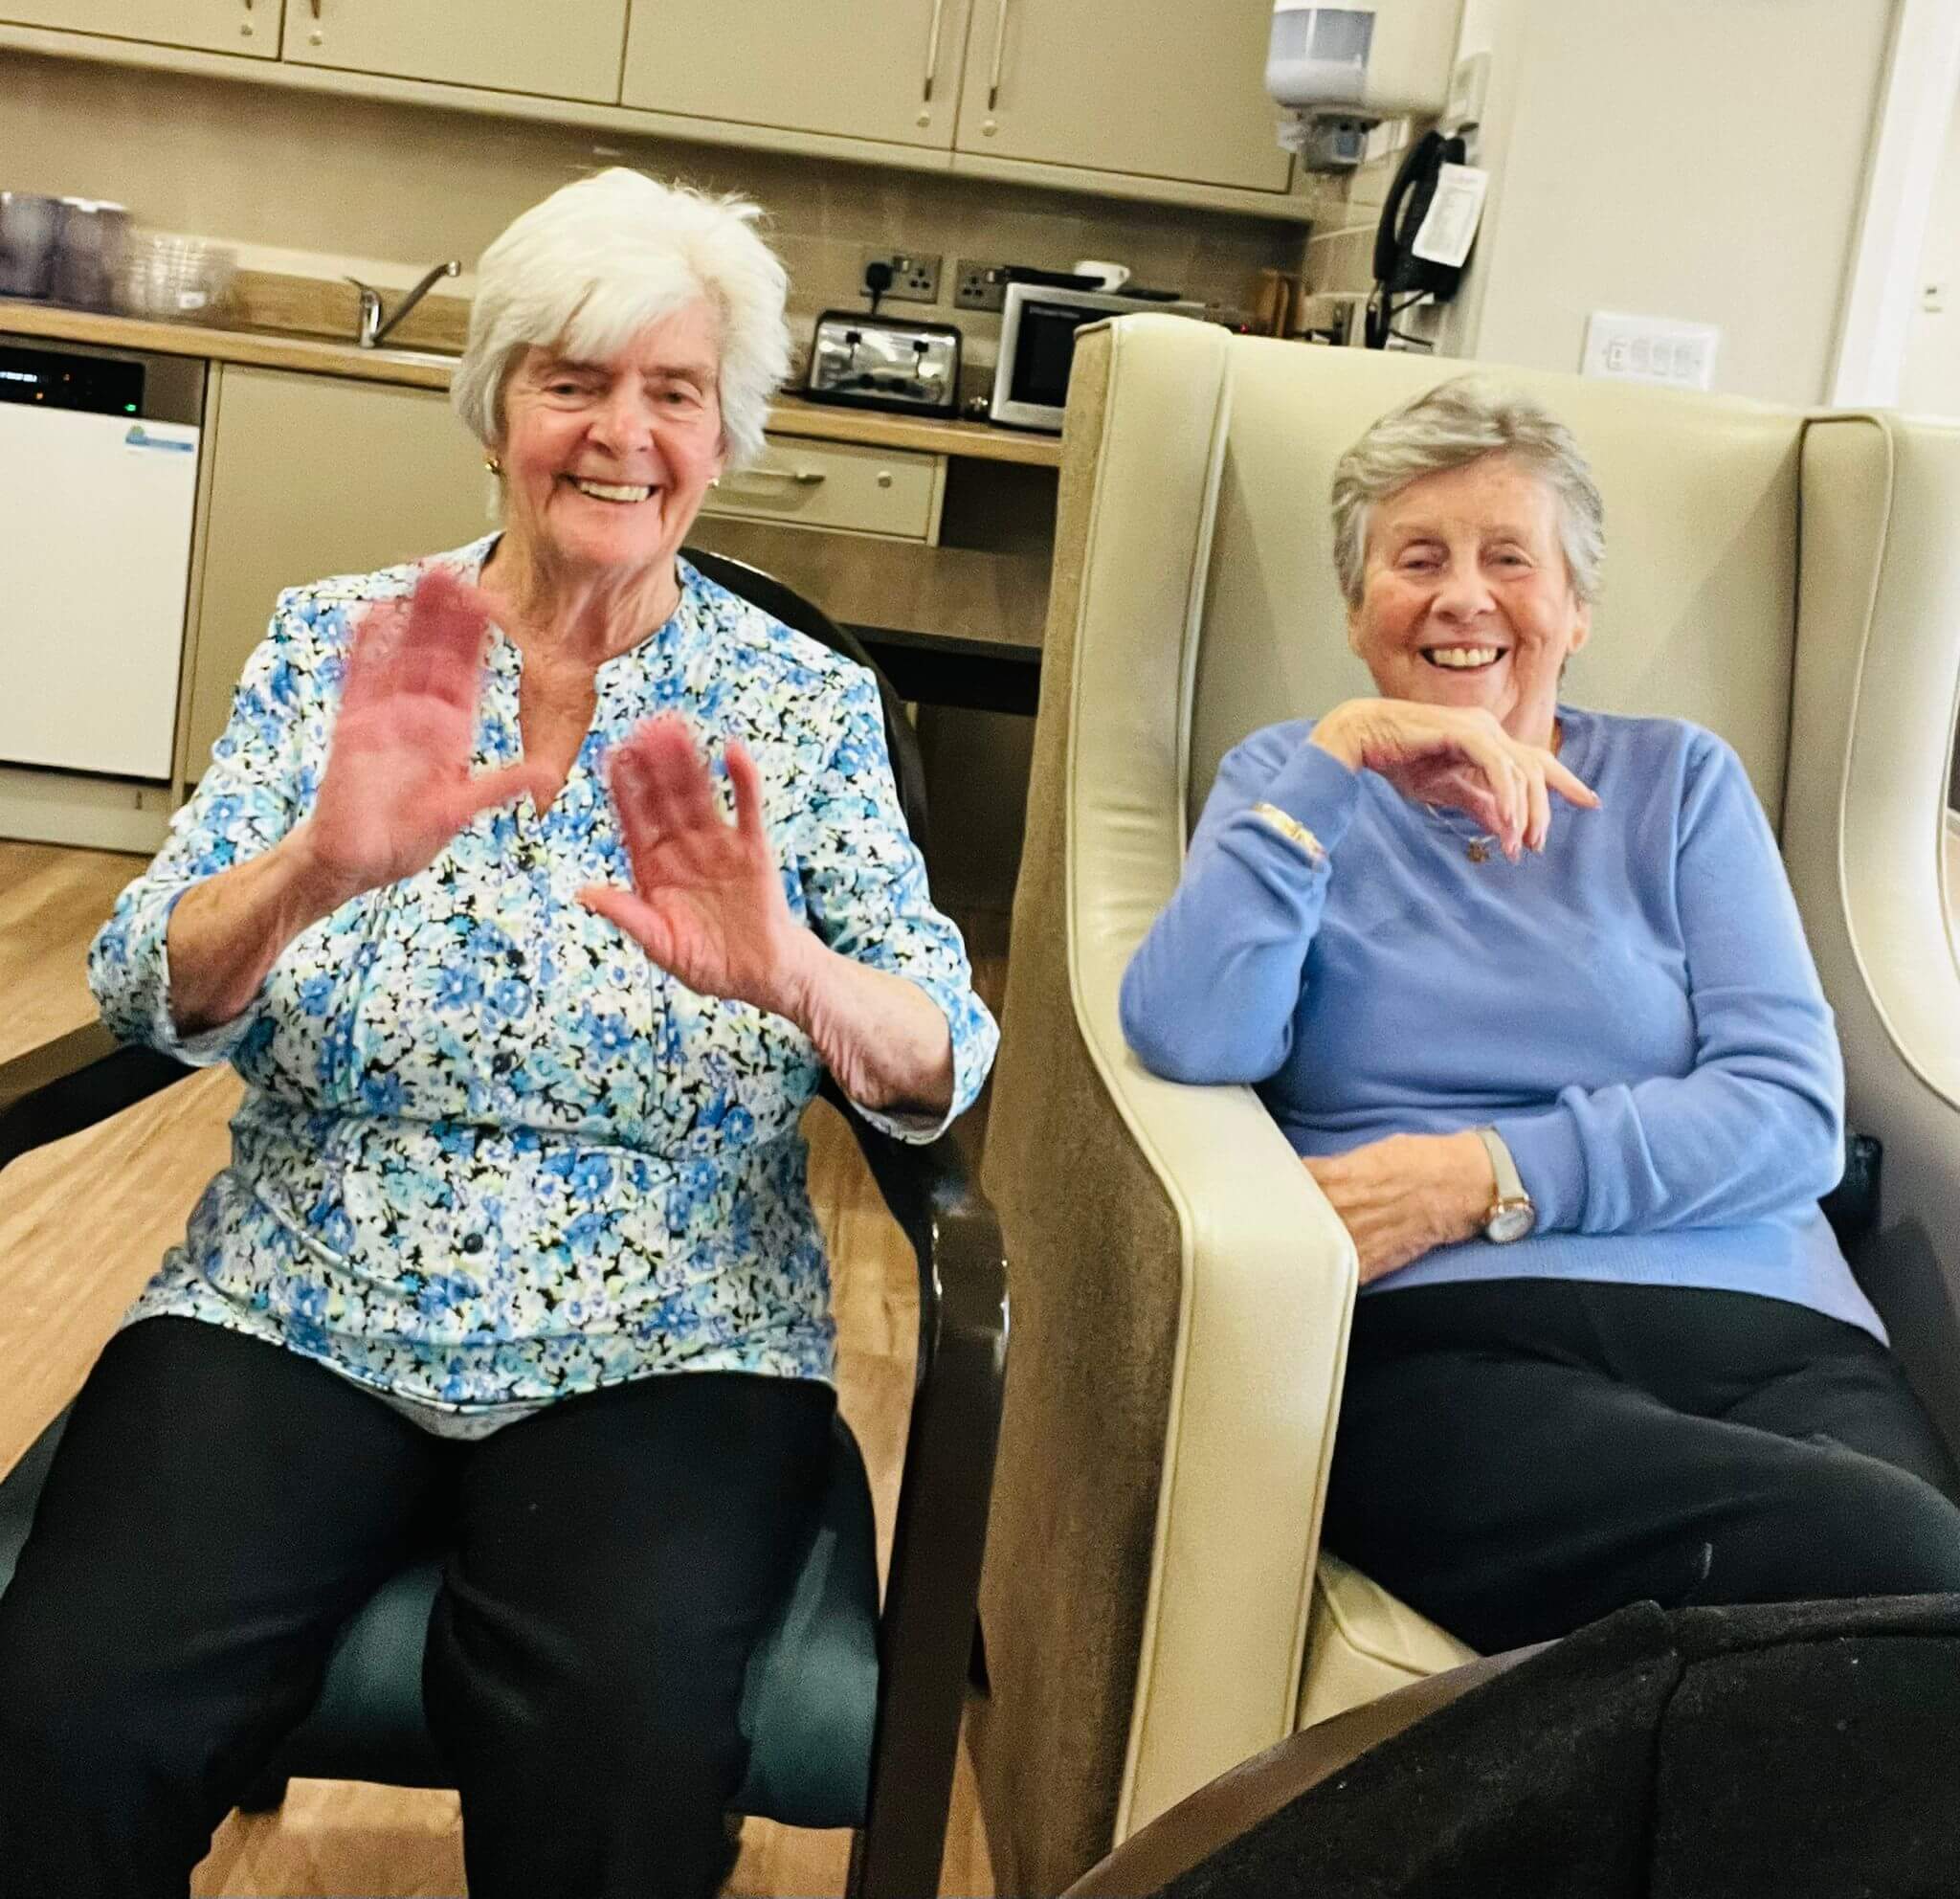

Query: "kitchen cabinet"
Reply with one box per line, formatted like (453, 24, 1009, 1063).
(621, 0, 971, 150)
(0, 0, 277, 57)
(185, 365, 489, 776)
(953, 0, 1290, 192)
(280, 0, 628, 103)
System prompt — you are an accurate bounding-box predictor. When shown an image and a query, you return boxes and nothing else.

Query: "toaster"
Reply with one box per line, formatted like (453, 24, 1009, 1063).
(803, 311, 962, 418)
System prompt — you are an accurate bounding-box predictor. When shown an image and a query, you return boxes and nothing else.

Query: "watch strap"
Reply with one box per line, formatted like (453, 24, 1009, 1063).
(1475, 1125, 1527, 1208)
(1473, 1125, 1535, 1242)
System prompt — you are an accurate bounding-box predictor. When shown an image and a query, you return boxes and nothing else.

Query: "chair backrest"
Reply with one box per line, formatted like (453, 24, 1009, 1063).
(682, 545, 930, 856)
(1091, 323, 1810, 840)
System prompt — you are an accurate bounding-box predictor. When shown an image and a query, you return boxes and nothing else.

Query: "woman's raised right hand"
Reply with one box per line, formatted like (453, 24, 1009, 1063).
(299, 569, 551, 901)
(1309, 698, 1599, 859)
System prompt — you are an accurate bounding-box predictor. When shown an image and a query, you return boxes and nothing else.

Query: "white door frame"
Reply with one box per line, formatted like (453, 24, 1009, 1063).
(1831, 0, 1960, 406)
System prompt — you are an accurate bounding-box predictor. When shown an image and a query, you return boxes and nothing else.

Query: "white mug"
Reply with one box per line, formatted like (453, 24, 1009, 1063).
(1072, 258, 1131, 291)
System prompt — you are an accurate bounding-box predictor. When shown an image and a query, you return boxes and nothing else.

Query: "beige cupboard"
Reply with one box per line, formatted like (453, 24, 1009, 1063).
(281, 0, 629, 103)
(623, 0, 973, 149)
(184, 366, 490, 776)
(6, 0, 1294, 205)
(0, 0, 277, 56)
(954, 0, 1289, 190)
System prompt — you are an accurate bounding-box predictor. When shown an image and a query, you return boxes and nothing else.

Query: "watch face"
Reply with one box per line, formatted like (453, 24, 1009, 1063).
(1487, 1203, 1536, 1244)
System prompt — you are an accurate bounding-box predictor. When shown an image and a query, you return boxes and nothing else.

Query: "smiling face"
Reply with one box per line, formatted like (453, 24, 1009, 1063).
(494, 298, 726, 590)
(1348, 452, 1591, 748)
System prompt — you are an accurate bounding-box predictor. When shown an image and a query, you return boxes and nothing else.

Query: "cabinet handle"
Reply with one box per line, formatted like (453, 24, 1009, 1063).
(722, 465, 827, 489)
(987, 0, 1012, 111)
(921, 0, 946, 104)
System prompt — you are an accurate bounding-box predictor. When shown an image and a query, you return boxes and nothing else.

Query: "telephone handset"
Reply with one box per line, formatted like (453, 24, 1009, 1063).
(1366, 128, 1469, 348)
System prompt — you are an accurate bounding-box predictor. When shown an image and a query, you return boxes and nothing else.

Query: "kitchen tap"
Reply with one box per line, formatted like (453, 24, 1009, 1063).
(345, 259, 460, 348)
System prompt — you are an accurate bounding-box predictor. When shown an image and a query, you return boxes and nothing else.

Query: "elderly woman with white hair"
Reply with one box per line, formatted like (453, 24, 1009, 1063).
(1121, 376, 1960, 1657)
(0, 169, 994, 1896)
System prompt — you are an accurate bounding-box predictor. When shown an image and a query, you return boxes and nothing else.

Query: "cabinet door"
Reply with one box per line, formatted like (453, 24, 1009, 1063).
(282, 0, 628, 102)
(185, 366, 490, 777)
(0, 0, 278, 57)
(622, 0, 970, 149)
(956, 0, 1288, 191)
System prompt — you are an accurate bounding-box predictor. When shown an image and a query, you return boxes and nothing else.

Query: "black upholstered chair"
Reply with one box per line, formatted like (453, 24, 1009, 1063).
(0, 548, 1005, 1899)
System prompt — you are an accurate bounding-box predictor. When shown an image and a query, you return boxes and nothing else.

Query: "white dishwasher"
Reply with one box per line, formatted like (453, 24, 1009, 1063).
(0, 334, 205, 779)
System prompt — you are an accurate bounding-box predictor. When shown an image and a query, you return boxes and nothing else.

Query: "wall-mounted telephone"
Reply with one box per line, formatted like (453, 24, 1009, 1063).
(1367, 127, 1469, 348)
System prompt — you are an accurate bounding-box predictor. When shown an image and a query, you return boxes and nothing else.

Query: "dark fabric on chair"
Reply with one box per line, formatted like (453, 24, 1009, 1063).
(1070, 1595, 1960, 1899)
(0, 1402, 879, 1827)
(1063, 1644, 1550, 1899)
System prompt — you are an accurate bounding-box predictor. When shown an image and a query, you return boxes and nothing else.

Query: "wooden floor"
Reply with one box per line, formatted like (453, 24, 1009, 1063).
(0, 839, 997, 1899)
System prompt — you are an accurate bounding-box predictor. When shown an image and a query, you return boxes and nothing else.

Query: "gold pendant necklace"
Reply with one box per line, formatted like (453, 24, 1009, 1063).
(1420, 801, 1499, 863)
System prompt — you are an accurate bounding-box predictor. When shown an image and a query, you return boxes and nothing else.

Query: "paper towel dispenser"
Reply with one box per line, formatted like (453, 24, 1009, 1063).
(1267, 0, 1464, 169)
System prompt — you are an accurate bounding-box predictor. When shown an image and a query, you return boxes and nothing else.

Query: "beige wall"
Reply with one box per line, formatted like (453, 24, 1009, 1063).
(1901, 78, 1960, 418)
(1298, 0, 1898, 409)
(1448, 0, 1896, 405)
(0, 48, 1303, 355)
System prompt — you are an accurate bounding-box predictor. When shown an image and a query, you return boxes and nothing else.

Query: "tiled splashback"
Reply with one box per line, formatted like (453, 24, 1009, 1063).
(1, 50, 1308, 362)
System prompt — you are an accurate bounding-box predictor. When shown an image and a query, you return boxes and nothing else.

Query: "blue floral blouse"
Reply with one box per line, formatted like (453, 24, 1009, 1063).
(89, 537, 997, 1414)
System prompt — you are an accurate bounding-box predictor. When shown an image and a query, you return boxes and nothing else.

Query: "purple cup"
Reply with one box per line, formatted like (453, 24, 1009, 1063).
(0, 192, 62, 300)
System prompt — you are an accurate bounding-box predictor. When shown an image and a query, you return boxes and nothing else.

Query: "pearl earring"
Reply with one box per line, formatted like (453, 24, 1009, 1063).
(484, 454, 502, 476)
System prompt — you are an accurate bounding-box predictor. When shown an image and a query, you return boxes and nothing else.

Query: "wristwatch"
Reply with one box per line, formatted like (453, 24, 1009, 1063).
(1473, 1126, 1536, 1243)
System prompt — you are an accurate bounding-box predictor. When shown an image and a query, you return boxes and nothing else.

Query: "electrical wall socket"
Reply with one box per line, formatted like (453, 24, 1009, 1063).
(859, 249, 941, 303)
(952, 259, 1009, 313)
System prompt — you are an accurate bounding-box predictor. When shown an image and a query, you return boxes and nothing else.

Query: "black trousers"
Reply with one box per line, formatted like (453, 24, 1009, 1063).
(0, 1317, 835, 1899)
(1322, 1279, 1960, 1655)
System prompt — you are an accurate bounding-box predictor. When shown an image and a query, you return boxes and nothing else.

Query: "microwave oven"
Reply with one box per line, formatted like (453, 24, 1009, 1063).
(990, 282, 1204, 433)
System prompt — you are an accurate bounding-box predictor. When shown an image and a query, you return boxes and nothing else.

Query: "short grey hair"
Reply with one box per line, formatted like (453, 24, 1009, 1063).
(1329, 376, 1606, 608)
(451, 168, 791, 470)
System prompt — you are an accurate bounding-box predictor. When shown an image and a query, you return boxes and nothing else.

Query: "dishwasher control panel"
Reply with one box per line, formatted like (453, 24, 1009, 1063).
(0, 341, 145, 415)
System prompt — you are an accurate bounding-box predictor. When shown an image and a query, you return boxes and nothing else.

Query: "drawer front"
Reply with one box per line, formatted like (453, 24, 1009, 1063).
(702, 436, 940, 540)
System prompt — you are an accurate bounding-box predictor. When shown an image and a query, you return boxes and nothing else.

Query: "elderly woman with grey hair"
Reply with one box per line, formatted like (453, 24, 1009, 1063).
(0, 169, 995, 1897)
(1121, 376, 1960, 1656)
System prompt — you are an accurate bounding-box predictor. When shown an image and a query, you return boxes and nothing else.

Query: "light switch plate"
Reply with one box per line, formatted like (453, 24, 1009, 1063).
(1580, 311, 1720, 391)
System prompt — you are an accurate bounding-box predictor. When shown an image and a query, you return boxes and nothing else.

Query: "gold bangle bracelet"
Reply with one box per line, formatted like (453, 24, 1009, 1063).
(1250, 801, 1325, 862)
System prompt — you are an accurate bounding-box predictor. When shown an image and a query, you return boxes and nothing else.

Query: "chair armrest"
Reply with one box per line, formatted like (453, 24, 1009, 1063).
(1089, 1060, 1358, 1830)
(0, 1023, 194, 1173)
(833, 1094, 1007, 1899)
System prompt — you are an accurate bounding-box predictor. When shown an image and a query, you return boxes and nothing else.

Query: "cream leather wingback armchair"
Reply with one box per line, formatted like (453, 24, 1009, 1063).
(968, 314, 1960, 1897)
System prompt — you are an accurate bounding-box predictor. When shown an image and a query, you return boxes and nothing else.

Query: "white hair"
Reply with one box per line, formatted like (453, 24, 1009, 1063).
(451, 167, 790, 469)
(1330, 376, 1606, 608)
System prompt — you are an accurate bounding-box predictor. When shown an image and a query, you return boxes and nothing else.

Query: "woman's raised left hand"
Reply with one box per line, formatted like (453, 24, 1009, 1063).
(1303, 1131, 1495, 1284)
(578, 716, 804, 1014)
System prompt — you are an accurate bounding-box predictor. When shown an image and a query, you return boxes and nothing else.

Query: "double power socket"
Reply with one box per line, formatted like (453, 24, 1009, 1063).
(859, 249, 1010, 312)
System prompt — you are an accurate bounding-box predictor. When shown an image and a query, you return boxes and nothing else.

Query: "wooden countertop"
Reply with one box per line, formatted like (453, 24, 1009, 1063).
(0, 297, 1062, 467)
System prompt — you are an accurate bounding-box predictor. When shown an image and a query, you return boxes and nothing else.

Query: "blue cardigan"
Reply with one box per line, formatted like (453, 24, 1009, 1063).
(1119, 706, 1882, 1339)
